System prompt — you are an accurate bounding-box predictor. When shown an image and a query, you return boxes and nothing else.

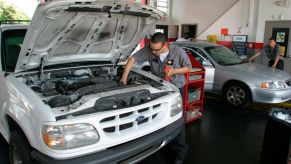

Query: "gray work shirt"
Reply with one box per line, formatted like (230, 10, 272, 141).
(133, 45, 192, 88)
(262, 44, 282, 60)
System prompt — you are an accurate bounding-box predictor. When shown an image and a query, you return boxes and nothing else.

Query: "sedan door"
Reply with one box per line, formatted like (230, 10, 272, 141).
(183, 47, 215, 92)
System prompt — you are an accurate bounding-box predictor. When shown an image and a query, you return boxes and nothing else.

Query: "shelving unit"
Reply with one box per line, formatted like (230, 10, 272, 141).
(183, 53, 206, 124)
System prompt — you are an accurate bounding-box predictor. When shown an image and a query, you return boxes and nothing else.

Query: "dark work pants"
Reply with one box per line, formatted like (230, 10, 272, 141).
(166, 88, 188, 158)
(269, 59, 284, 71)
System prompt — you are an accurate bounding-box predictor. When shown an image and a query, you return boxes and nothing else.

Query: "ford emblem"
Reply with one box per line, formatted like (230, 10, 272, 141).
(135, 116, 146, 123)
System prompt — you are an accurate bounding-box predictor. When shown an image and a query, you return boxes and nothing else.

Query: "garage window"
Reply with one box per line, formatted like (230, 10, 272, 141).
(156, 0, 169, 13)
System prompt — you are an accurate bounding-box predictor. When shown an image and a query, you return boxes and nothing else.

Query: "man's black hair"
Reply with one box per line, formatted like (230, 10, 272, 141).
(269, 37, 276, 41)
(150, 32, 168, 44)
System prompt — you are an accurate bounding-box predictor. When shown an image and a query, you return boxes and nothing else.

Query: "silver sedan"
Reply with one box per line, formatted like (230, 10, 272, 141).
(171, 42, 291, 108)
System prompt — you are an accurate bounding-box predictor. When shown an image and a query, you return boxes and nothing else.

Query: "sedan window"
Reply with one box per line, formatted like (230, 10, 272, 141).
(204, 46, 244, 66)
(183, 47, 204, 64)
(191, 47, 208, 58)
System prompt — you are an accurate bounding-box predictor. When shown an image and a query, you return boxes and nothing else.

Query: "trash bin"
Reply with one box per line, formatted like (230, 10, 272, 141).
(260, 108, 291, 164)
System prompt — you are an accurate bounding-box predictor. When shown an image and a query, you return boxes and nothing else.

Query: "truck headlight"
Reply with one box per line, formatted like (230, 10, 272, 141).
(170, 96, 183, 117)
(261, 81, 287, 89)
(42, 123, 99, 150)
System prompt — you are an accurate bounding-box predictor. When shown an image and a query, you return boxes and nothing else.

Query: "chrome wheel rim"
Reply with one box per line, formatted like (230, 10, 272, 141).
(226, 86, 246, 106)
(12, 145, 23, 164)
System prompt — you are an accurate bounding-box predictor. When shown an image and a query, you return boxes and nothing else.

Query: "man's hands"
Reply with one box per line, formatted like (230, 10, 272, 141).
(271, 65, 276, 68)
(119, 78, 127, 85)
(164, 66, 191, 81)
(119, 57, 136, 85)
(165, 67, 191, 76)
(248, 52, 261, 62)
(164, 66, 173, 81)
(164, 67, 176, 76)
(272, 55, 280, 69)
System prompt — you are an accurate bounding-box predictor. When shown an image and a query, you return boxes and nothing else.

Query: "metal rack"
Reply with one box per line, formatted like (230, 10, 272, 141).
(183, 53, 205, 124)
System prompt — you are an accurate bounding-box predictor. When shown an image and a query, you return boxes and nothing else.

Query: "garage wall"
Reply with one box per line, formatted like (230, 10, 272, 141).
(256, 0, 291, 74)
(196, 0, 259, 42)
(165, 0, 239, 38)
(164, 0, 291, 74)
(256, 0, 291, 42)
(195, 0, 291, 43)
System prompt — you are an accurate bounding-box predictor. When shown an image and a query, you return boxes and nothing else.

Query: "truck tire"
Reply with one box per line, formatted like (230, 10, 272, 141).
(223, 82, 251, 108)
(9, 131, 32, 164)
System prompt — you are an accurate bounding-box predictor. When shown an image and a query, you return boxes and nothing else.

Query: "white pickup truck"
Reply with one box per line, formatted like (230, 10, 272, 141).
(0, 0, 184, 163)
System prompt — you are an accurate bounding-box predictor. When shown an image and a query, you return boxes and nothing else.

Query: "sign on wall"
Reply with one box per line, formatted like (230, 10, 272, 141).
(272, 28, 289, 57)
(232, 35, 248, 57)
(276, 32, 286, 43)
(233, 35, 248, 42)
(221, 28, 229, 35)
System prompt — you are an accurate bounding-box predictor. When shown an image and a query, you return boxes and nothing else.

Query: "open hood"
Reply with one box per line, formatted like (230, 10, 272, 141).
(15, 0, 165, 72)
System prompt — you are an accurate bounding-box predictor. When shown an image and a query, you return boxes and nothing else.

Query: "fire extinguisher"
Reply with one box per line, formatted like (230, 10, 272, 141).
(164, 65, 172, 81)
(164, 60, 174, 81)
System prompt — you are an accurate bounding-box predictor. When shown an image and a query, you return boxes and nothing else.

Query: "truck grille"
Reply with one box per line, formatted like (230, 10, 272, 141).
(100, 103, 163, 134)
(286, 80, 291, 87)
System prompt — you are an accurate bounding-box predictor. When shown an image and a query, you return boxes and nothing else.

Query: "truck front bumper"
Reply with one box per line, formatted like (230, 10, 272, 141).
(31, 116, 184, 164)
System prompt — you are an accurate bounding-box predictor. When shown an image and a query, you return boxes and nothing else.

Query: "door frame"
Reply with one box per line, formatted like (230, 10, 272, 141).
(156, 25, 169, 36)
(181, 24, 198, 39)
(264, 21, 291, 58)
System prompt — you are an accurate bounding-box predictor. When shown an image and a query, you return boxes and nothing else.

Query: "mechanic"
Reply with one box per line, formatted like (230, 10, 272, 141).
(176, 32, 192, 42)
(248, 37, 284, 70)
(120, 32, 192, 164)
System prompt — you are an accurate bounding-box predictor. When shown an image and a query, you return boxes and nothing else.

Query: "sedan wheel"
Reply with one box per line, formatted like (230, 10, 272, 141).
(223, 82, 251, 108)
(226, 86, 246, 106)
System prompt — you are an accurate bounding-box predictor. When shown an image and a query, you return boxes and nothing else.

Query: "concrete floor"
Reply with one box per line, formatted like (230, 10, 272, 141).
(0, 98, 269, 164)
(142, 98, 268, 164)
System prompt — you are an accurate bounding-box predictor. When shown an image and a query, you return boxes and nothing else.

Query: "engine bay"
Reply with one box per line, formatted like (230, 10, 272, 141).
(18, 66, 167, 111)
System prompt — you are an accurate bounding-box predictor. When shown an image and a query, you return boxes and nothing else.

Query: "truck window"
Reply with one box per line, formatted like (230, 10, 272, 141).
(1, 29, 27, 72)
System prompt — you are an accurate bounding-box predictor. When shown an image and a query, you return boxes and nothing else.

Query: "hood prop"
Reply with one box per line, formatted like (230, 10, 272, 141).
(114, 48, 123, 68)
(114, 53, 122, 68)
(38, 56, 46, 80)
(2, 41, 9, 77)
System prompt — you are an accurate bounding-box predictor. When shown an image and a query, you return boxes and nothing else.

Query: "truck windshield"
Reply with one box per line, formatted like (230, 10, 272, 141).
(204, 46, 244, 66)
(1, 29, 27, 72)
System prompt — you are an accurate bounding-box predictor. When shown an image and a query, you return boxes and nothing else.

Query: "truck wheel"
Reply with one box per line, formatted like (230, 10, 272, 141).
(223, 82, 251, 108)
(9, 131, 32, 164)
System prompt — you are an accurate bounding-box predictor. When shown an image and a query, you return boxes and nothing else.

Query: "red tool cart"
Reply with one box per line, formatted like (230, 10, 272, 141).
(183, 53, 206, 124)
